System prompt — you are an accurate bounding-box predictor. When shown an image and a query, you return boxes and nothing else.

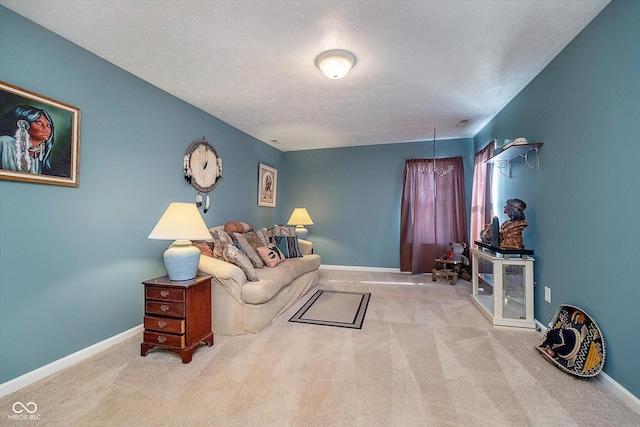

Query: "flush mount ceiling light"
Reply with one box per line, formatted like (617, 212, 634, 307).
(315, 50, 356, 79)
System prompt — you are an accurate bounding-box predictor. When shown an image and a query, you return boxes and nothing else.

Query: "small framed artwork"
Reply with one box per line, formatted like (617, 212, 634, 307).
(258, 163, 277, 207)
(0, 81, 81, 187)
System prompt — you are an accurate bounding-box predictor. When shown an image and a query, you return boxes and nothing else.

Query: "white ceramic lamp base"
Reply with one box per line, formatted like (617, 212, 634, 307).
(163, 240, 201, 281)
(294, 225, 309, 240)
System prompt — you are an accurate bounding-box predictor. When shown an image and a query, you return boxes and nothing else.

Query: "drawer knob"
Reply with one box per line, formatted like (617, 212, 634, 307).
(157, 320, 167, 328)
(160, 290, 170, 298)
(160, 304, 169, 312)
(157, 336, 167, 344)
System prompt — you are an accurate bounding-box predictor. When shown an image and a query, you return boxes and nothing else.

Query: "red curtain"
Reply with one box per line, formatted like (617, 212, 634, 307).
(470, 142, 494, 245)
(400, 157, 467, 274)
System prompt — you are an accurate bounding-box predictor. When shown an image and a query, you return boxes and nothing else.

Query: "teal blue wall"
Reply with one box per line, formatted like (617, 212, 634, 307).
(282, 140, 473, 267)
(0, 6, 284, 383)
(474, 0, 639, 397)
(2, 0, 638, 401)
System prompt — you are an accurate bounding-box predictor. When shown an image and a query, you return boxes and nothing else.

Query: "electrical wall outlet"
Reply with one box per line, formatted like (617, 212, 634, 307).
(544, 286, 551, 303)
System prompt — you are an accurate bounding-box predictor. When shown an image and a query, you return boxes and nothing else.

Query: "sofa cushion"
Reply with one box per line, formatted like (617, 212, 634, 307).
(241, 254, 321, 304)
(256, 244, 286, 267)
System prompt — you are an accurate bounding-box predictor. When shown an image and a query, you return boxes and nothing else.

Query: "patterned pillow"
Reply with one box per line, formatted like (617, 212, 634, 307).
(210, 229, 233, 247)
(274, 235, 303, 258)
(244, 231, 265, 252)
(231, 232, 265, 268)
(256, 227, 271, 246)
(223, 245, 258, 281)
(273, 225, 296, 237)
(209, 230, 233, 261)
(192, 241, 214, 258)
(256, 244, 286, 267)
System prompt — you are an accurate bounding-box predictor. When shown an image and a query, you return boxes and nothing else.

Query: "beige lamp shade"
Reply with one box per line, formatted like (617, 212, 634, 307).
(148, 202, 211, 281)
(287, 208, 313, 240)
(148, 202, 211, 241)
(287, 208, 314, 226)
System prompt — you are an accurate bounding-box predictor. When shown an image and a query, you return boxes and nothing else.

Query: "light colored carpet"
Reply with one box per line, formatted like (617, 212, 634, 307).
(1, 269, 639, 426)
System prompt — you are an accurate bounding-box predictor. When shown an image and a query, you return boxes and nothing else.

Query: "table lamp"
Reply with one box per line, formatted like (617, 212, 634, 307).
(148, 202, 212, 281)
(287, 207, 314, 240)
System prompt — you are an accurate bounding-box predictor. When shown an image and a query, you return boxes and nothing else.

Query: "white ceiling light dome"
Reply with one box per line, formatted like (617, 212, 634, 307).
(315, 50, 356, 79)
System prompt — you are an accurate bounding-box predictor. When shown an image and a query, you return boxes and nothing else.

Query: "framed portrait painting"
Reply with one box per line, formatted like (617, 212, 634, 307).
(258, 163, 277, 207)
(0, 81, 81, 187)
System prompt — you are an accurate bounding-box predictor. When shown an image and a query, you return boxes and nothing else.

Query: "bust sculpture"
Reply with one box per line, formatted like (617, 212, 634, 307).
(499, 198, 528, 249)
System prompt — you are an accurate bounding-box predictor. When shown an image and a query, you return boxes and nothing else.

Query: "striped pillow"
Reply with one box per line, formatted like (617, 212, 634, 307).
(274, 235, 302, 259)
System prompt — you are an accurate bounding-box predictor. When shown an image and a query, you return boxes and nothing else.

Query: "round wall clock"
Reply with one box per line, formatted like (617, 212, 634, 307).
(184, 138, 222, 194)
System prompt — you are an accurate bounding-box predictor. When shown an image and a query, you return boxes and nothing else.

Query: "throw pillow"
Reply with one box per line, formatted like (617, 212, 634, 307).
(192, 241, 214, 258)
(273, 225, 296, 237)
(256, 245, 286, 267)
(274, 235, 303, 259)
(210, 229, 233, 260)
(223, 245, 259, 281)
(256, 227, 271, 246)
(244, 231, 265, 252)
(231, 232, 265, 268)
(233, 242, 247, 255)
(210, 229, 233, 247)
(224, 222, 253, 233)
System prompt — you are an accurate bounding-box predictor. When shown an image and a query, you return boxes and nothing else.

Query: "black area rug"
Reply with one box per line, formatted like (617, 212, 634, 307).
(289, 290, 371, 329)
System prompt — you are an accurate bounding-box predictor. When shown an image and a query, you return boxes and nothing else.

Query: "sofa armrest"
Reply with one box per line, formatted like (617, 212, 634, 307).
(298, 239, 314, 255)
(198, 255, 247, 286)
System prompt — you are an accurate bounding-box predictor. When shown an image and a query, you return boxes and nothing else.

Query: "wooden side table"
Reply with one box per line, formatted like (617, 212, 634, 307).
(141, 274, 214, 363)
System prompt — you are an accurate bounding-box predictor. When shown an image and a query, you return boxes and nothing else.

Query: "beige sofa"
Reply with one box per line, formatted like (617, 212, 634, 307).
(198, 239, 321, 335)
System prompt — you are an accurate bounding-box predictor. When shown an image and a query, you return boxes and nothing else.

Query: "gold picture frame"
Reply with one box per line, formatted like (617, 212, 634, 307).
(258, 163, 277, 207)
(0, 81, 81, 187)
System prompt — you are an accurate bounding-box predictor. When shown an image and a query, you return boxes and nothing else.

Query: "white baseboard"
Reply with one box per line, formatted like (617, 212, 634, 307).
(534, 320, 639, 415)
(320, 264, 402, 273)
(0, 324, 143, 398)
(596, 371, 640, 415)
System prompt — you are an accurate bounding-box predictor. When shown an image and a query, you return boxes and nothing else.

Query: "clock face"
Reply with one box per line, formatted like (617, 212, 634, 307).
(184, 139, 222, 193)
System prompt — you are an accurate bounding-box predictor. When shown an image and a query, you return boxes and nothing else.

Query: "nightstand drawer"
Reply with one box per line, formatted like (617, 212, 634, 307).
(146, 301, 185, 317)
(144, 316, 185, 334)
(143, 331, 185, 349)
(146, 286, 185, 302)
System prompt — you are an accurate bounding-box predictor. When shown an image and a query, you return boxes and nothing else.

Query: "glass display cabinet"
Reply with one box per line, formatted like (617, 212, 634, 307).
(471, 243, 535, 329)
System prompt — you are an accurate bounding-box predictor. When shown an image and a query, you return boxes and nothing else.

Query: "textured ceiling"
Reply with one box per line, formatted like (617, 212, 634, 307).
(1, 0, 609, 151)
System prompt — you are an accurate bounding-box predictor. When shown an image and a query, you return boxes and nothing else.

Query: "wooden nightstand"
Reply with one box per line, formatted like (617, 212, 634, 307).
(140, 274, 213, 363)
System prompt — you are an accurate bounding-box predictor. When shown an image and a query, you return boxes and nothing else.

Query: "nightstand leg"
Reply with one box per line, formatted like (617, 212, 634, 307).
(203, 332, 214, 347)
(141, 343, 154, 357)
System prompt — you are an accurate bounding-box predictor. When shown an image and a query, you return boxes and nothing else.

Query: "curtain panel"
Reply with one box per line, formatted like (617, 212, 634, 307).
(470, 142, 494, 246)
(400, 157, 468, 274)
